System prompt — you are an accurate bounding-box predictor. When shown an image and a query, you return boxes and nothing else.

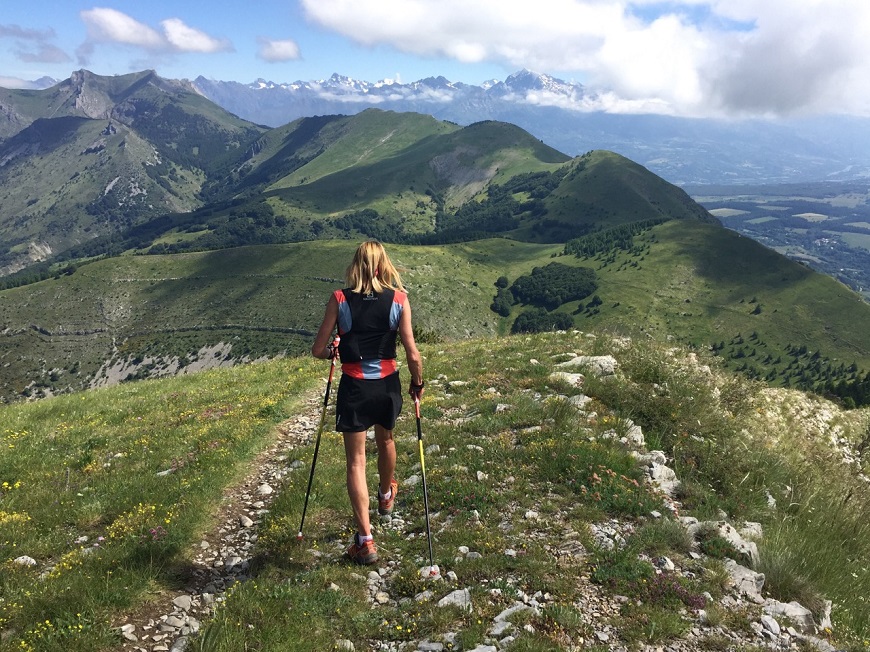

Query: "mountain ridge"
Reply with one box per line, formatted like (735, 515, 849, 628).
(0, 69, 709, 274)
(186, 69, 870, 186)
(10, 68, 870, 186)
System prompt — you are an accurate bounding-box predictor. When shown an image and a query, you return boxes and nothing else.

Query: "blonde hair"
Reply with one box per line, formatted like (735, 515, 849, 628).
(345, 240, 405, 294)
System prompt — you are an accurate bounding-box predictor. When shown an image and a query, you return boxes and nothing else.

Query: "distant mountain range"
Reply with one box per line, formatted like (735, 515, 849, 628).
(8, 69, 870, 186)
(190, 70, 870, 186)
(0, 69, 720, 276)
(0, 69, 742, 277)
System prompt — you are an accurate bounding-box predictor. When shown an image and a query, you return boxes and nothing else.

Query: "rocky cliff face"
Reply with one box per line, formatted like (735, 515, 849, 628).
(68, 69, 117, 119)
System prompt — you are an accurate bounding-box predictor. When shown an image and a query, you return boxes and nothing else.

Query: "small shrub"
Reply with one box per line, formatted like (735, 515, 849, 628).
(619, 602, 689, 644)
(697, 558, 732, 598)
(633, 519, 693, 556)
(590, 545, 655, 591)
(674, 478, 723, 518)
(696, 525, 741, 561)
(756, 547, 827, 617)
(640, 573, 706, 610)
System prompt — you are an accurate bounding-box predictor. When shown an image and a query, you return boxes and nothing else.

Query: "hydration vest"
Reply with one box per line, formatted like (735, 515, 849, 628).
(334, 288, 406, 379)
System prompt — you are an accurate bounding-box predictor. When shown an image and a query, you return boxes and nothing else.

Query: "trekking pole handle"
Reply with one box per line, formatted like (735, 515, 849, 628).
(326, 335, 341, 360)
(322, 336, 339, 408)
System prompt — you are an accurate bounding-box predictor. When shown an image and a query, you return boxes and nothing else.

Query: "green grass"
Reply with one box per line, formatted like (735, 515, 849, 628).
(2, 331, 870, 650)
(0, 358, 322, 651)
(7, 221, 870, 407)
(575, 333, 870, 646)
(0, 239, 565, 402)
(840, 232, 870, 252)
(574, 219, 870, 389)
(265, 116, 567, 223)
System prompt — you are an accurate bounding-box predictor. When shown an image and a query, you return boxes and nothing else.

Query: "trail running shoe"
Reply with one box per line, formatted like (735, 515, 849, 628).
(347, 534, 378, 565)
(378, 478, 399, 515)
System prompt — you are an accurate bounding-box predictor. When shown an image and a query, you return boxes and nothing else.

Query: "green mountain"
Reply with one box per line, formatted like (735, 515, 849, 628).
(0, 70, 266, 274)
(1, 70, 709, 275)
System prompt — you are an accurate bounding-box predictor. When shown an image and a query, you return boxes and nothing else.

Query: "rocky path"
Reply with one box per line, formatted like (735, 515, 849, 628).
(115, 390, 324, 652)
(112, 358, 845, 652)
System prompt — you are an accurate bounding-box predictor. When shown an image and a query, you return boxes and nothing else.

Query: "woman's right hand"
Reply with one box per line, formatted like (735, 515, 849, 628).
(409, 381, 425, 401)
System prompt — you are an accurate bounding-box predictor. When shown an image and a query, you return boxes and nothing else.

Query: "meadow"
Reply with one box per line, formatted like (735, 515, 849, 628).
(5, 226, 870, 406)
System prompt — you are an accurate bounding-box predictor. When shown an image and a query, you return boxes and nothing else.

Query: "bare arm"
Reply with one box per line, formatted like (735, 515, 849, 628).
(398, 300, 423, 393)
(311, 294, 339, 359)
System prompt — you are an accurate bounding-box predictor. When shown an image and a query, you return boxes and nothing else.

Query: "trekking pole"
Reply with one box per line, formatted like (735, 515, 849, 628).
(414, 394, 435, 568)
(297, 335, 339, 540)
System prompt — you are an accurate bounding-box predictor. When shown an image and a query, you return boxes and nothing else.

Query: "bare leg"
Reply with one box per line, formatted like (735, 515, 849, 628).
(343, 431, 370, 536)
(374, 425, 396, 496)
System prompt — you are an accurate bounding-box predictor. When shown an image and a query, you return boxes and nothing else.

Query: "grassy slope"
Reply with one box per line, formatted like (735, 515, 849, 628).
(0, 356, 323, 650)
(0, 240, 561, 400)
(267, 110, 458, 190)
(0, 71, 266, 273)
(575, 219, 870, 370)
(2, 332, 869, 650)
(260, 114, 570, 228)
(0, 118, 207, 252)
(4, 220, 870, 402)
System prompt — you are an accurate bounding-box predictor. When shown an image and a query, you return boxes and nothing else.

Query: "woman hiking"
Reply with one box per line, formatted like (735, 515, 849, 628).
(311, 240, 424, 565)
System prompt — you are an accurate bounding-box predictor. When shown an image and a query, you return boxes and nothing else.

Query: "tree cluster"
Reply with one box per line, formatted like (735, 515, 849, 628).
(564, 218, 668, 258)
(493, 168, 568, 198)
(509, 263, 597, 310)
(511, 308, 573, 334)
(333, 209, 405, 242)
(711, 333, 870, 408)
(826, 372, 870, 408)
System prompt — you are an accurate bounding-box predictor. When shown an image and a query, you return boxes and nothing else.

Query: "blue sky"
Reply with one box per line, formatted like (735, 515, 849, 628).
(3, 1, 870, 118)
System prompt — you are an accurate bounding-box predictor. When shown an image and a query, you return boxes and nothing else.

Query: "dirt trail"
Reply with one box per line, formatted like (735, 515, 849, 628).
(115, 390, 325, 652)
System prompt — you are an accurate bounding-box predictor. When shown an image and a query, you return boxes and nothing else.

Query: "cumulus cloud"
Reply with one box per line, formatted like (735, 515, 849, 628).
(161, 18, 232, 53)
(1, 23, 71, 66)
(77, 7, 232, 65)
(300, 0, 870, 117)
(80, 8, 164, 49)
(257, 37, 301, 62)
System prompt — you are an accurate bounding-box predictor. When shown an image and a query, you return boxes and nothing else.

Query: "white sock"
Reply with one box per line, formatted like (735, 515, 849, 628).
(358, 533, 373, 543)
(379, 487, 392, 500)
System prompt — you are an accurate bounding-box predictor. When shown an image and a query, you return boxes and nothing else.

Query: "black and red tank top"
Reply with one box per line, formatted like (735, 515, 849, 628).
(334, 288, 407, 379)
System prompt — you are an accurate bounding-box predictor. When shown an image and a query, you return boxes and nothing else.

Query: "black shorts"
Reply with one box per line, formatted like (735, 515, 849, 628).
(335, 372, 403, 433)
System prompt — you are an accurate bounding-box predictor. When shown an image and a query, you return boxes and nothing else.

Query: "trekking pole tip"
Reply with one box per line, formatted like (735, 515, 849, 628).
(296, 532, 304, 540)
(419, 564, 441, 579)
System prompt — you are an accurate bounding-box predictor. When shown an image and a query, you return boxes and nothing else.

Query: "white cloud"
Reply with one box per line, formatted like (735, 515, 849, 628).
(1, 23, 71, 65)
(78, 8, 232, 64)
(257, 38, 301, 62)
(300, 0, 870, 117)
(0, 76, 37, 89)
(80, 8, 164, 49)
(161, 18, 232, 53)
(0, 24, 56, 40)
